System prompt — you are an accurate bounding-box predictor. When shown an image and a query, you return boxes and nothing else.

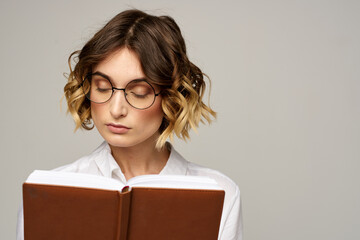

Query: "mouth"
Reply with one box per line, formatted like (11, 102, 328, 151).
(106, 123, 130, 134)
(107, 123, 129, 128)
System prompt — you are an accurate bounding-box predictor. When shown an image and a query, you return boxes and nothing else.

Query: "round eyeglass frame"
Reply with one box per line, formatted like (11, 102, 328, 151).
(81, 72, 161, 110)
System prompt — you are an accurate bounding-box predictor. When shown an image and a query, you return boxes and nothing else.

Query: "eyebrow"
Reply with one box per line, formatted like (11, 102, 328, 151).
(92, 71, 148, 85)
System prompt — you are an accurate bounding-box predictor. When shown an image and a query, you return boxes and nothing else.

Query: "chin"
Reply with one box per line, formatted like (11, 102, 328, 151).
(104, 136, 137, 148)
(97, 126, 161, 149)
(103, 134, 153, 149)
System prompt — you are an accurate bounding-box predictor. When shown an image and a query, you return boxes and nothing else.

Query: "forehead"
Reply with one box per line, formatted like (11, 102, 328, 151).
(93, 48, 146, 85)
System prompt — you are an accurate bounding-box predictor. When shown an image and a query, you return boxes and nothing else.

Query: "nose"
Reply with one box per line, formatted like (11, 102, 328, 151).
(109, 89, 128, 118)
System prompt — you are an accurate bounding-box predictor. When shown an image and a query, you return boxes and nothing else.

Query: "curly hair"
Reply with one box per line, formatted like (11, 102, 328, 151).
(64, 9, 216, 149)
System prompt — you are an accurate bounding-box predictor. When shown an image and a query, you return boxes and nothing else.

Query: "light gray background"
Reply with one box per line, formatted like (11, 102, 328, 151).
(1, 0, 359, 239)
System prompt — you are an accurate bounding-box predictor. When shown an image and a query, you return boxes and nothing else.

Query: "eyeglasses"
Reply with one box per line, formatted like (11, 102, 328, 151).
(81, 72, 161, 110)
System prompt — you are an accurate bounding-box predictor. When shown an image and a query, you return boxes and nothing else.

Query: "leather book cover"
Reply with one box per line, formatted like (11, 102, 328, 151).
(126, 187, 225, 240)
(23, 183, 224, 240)
(23, 183, 130, 240)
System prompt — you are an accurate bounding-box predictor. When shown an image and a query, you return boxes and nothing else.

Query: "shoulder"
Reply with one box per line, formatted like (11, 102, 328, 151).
(51, 141, 108, 173)
(187, 161, 240, 201)
(168, 144, 240, 201)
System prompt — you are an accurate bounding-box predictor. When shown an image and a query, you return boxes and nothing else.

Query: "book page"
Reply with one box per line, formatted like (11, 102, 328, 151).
(126, 174, 222, 190)
(25, 170, 223, 192)
(25, 170, 125, 191)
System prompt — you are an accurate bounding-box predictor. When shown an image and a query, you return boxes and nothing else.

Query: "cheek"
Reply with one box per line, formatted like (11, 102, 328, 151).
(90, 103, 105, 123)
(138, 101, 164, 127)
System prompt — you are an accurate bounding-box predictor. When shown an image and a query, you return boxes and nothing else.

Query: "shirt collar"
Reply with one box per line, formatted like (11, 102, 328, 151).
(159, 142, 188, 176)
(93, 141, 188, 181)
(92, 141, 125, 182)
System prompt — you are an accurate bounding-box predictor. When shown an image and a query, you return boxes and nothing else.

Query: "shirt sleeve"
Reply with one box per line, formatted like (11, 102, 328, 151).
(16, 202, 24, 240)
(218, 186, 243, 240)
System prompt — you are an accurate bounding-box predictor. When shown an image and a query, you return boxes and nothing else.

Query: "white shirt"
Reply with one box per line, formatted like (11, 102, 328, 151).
(17, 141, 243, 240)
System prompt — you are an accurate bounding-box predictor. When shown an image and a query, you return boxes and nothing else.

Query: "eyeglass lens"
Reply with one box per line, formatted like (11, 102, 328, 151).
(82, 74, 157, 109)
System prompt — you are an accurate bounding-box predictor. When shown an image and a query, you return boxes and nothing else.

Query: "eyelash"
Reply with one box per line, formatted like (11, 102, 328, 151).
(130, 92, 148, 98)
(96, 88, 111, 92)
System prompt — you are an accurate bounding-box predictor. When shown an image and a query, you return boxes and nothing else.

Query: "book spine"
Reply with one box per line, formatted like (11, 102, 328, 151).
(116, 191, 132, 240)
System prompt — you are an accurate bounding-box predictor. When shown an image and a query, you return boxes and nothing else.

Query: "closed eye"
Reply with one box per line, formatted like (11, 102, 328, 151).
(96, 88, 112, 93)
(130, 92, 149, 98)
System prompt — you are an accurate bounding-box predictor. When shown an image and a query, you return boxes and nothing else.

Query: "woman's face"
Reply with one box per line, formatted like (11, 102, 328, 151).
(90, 47, 164, 148)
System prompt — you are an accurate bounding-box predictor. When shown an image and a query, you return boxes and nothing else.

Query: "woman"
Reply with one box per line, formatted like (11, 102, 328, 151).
(17, 9, 242, 240)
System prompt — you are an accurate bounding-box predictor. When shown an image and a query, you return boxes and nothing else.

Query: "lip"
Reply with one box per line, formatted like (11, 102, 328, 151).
(106, 123, 130, 134)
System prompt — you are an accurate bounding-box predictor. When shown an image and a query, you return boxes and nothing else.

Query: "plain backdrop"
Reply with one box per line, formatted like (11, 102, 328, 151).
(1, 0, 359, 239)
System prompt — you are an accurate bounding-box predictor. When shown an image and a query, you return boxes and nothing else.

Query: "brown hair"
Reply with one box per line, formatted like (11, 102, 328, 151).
(64, 9, 216, 149)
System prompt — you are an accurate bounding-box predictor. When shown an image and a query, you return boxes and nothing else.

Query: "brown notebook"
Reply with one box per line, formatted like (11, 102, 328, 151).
(23, 170, 225, 240)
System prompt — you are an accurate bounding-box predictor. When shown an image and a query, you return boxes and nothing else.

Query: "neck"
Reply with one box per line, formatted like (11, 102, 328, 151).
(109, 135, 170, 181)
